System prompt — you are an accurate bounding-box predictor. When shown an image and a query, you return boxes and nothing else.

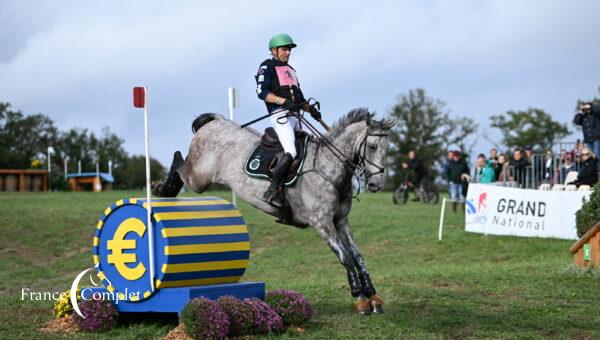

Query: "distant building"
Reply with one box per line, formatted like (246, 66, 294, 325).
(67, 172, 114, 192)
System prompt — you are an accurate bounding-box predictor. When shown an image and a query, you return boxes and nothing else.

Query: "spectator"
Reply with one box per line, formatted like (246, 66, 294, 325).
(445, 150, 470, 212)
(401, 150, 429, 201)
(510, 148, 530, 188)
(489, 148, 499, 166)
(571, 148, 598, 187)
(559, 154, 575, 184)
(495, 153, 510, 182)
(544, 149, 555, 184)
(573, 102, 600, 172)
(473, 154, 496, 184)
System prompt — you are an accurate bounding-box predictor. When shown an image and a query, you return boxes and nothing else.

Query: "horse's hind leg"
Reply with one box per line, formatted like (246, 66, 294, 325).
(152, 151, 184, 197)
(337, 220, 384, 314)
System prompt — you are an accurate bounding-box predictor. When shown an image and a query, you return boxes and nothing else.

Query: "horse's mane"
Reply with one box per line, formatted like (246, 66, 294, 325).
(325, 107, 373, 139)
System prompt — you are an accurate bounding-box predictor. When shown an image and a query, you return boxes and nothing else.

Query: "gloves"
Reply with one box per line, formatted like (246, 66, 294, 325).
(282, 100, 301, 112)
(309, 107, 322, 121)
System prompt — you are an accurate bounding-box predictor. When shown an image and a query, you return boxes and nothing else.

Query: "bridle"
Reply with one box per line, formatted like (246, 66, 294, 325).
(290, 108, 389, 199)
(356, 131, 388, 180)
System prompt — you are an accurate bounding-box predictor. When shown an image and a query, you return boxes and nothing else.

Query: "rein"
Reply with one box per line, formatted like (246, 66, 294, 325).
(292, 111, 388, 200)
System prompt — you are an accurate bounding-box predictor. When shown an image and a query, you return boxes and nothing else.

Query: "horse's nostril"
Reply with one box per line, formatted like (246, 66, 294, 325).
(367, 183, 378, 191)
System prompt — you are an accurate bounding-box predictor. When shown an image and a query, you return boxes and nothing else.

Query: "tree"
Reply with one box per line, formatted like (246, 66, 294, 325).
(0, 103, 59, 169)
(0, 102, 165, 189)
(387, 88, 478, 189)
(490, 108, 570, 150)
(112, 156, 164, 190)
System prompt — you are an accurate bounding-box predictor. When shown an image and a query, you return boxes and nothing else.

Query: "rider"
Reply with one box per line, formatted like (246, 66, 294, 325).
(401, 150, 429, 201)
(255, 33, 322, 203)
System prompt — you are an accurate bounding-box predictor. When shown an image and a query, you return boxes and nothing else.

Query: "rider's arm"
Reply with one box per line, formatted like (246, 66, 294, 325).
(255, 61, 276, 101)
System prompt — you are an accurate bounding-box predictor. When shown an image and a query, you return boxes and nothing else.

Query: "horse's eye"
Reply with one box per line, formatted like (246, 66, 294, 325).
(368, 144, 377, 151)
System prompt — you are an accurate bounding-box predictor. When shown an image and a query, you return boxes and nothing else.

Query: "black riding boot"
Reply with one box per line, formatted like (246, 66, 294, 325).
(262, 153, 294, 203)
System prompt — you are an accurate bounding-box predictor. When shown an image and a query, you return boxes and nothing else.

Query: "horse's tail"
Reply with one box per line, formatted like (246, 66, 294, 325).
(192, 113, 223, 134)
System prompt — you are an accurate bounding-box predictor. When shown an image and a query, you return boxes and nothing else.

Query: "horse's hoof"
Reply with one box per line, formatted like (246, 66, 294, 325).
(371, 304, 385, 314)
(353, 298, 372, 315)
(369, 294, 385, 314)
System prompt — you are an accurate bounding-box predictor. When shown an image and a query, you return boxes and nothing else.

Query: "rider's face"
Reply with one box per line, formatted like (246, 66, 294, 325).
(272, 46, 292, 63)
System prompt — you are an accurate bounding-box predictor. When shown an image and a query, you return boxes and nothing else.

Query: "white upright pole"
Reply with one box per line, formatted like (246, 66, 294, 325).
(78, 160, 81, 174)
(64, 158, 69, 179)
(438, 197, 447, 241)
(143, 87, 155, 292)
(228, 87, 237, 207)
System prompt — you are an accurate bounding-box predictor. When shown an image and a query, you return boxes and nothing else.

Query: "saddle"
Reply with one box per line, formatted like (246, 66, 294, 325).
(245, 128, 309, 186)
(245, 128, 310, 229)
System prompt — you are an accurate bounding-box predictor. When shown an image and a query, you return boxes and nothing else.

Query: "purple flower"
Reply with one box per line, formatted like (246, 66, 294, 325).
(265, 289, 313, 326)
(73, 298, 118, 332)
(243, 298, 284, 334)
(181, 298, 230, 339)
(216, 295, 254, 336)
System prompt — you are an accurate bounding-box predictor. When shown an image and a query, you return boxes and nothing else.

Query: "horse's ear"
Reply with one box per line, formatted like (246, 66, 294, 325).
(366, 113, 373, 127)
(383, 116, 399, 130)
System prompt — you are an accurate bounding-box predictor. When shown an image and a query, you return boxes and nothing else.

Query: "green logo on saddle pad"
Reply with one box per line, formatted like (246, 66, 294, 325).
(249, 159, 261, 171)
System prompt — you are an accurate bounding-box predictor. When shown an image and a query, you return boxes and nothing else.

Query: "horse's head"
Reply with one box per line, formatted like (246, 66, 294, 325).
(358, 114, 399, 192)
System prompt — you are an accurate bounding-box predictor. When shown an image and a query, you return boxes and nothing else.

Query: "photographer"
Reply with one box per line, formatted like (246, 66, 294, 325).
(573, 102, 600, 172)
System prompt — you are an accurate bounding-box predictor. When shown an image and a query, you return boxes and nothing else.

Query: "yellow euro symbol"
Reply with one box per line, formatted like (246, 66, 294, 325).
(107, 218, 147, 280)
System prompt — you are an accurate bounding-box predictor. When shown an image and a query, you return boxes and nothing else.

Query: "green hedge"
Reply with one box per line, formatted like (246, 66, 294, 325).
(575, 188, 600, 238)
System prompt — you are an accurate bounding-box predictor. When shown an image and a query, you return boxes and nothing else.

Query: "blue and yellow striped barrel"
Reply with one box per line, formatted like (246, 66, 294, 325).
(92, 197, 250, 302)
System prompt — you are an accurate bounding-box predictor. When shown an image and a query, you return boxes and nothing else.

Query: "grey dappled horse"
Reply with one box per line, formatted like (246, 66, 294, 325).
(154, 108, 397, 314)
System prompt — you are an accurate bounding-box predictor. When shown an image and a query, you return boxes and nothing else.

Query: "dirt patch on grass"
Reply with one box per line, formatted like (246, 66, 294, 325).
(0, 239, 52, 265)
(39, 315, 78, 334)
(163, 324, 193, 340)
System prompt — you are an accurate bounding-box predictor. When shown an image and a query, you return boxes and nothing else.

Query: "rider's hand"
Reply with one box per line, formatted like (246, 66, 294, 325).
(283, 100, 301, 112)
(309, 107, 322, 121)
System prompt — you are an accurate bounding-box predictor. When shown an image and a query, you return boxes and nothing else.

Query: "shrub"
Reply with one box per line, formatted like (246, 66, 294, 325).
(73, 298, 118, 332)
(181, 298, 229, 340)
(53, 289, 79, 318)
(265, 289, 313, 326)
(575, 188, 600, 237)
(243, 298, 283, 334)
(216, 295, 253, 337)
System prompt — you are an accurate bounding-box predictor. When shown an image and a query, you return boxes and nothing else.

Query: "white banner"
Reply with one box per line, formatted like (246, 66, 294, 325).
(465, 184, 591, 240)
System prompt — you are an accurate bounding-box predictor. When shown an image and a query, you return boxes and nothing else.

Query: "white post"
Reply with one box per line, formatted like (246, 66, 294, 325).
(438, 197, 447, 241)
(142, 87, 155, 292)
(96, 162, 99, 178)
(78, 160, 81, 174)
(228, 87, 238, 207)
(64, 157, 69, 179)
(108, 160, 113, 176)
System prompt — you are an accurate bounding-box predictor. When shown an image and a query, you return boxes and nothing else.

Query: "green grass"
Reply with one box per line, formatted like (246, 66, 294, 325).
(1, 190, 599, 338)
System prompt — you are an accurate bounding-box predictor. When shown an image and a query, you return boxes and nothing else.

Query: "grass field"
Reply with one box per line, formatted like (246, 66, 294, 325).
(1, 190, 599, 338)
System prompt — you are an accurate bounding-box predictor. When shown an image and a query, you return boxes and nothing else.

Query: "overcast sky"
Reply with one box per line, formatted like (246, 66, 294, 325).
(1, 0, 599, 169)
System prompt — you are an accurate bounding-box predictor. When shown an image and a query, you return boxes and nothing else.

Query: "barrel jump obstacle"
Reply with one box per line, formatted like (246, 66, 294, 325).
(87, 197, 264, 314)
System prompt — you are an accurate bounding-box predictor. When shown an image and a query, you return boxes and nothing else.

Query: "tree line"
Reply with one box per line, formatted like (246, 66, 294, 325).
(0, 102, 164, 189)
(385, 88, 581, 190)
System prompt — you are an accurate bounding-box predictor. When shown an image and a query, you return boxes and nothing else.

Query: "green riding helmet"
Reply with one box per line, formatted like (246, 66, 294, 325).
(268, 33, 297, 50)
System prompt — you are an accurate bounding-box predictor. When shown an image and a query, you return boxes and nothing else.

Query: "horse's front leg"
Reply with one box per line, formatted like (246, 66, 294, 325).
(337, 218, 385, 314)
(313, 222, 371, 315)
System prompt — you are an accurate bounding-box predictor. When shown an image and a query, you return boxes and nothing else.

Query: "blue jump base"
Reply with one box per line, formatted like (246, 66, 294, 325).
(85, 282, 265, 314)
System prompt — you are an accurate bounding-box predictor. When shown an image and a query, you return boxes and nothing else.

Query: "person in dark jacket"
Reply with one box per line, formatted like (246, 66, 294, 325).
(509, 148, 530, 188)
(255, 33, 322, 203)
(444, 151, 470, 212)
(571, 148, 598, 187)
(402, 150, 429, 201)
(573, 102, 600, 172)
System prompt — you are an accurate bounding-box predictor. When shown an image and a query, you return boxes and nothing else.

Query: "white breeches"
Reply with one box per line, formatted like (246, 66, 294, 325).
(270, 110, 300, 158)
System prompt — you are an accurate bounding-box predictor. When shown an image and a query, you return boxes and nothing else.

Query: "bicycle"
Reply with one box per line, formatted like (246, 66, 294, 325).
(392, 178, 439, 205)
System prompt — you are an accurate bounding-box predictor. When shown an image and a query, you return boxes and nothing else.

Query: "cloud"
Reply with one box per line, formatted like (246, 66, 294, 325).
(1, 0, 599, 168)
